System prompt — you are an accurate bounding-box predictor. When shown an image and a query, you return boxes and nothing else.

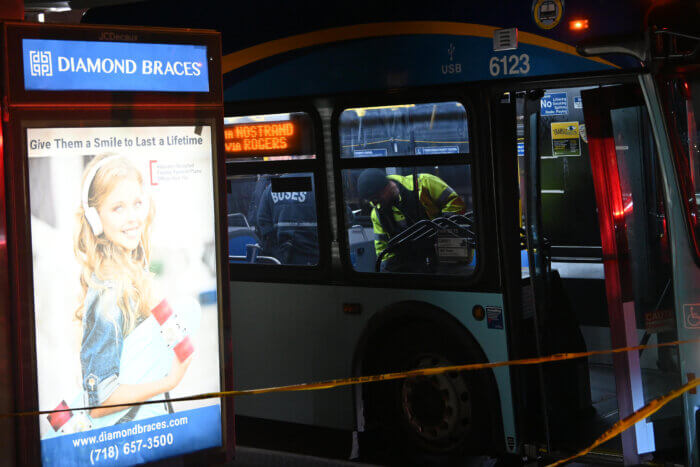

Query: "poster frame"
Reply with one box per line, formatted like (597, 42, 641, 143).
(3, 106, 233, 466)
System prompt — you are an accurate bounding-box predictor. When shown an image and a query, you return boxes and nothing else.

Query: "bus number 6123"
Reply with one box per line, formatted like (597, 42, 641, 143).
(489, 54, 530, 77)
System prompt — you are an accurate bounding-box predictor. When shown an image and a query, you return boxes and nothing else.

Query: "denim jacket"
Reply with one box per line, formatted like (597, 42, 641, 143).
(80, 282, 138, 407)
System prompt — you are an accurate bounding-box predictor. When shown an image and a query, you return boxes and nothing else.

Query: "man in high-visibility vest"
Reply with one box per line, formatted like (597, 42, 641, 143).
(357, 168, 466, 272)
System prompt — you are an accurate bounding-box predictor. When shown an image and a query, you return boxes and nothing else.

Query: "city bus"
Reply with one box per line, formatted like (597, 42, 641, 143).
(83, 1, 700, 464)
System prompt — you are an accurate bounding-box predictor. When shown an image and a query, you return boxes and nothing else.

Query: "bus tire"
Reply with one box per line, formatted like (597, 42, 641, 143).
(362, 319, 496, 464)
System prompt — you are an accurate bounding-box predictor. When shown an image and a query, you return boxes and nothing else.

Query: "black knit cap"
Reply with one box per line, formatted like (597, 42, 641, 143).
(357, 168, 389, 200)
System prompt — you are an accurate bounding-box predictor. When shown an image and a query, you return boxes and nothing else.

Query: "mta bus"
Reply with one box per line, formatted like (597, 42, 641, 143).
(84, 1, 700, 464)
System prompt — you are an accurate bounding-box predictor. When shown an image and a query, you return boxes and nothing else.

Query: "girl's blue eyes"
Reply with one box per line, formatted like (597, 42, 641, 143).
(112, 200, 143, 213)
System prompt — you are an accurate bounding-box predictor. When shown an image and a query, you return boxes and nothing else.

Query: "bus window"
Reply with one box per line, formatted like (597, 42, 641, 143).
(342, 165, 475, 274)
(225, 110, 321, 267)
(338, 101, 474, 275)
(339, 102, 469, 158)
(535, 87, 602, 262)
(227, 173, 319, 266)
(224, 112, 316, 162)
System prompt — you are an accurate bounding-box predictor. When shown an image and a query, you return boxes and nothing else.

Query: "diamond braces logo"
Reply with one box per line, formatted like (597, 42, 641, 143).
(29, 50, 52, 77)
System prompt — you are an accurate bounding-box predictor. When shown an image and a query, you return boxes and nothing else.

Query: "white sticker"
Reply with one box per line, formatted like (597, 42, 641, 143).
(437, 236, 470, 258)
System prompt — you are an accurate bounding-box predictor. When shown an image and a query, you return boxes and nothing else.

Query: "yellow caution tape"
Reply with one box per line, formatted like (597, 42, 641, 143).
(1, 337, 698, 421)
(547, 376, 700, 466)
(2, 336, 699, 466)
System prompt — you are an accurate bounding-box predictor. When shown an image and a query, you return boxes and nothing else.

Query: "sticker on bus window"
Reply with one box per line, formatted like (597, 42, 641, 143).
(684, 304, 700, 329)
(579, 124, 588, 144)
(486, 306, 504, 330)
(644, 309, 675, 333)
(353, 149, 387, 157)
(551, 121, 581, 157)
(415, 146, 460, 155)
(436, 228, 471, 263)
(540, 92, 568, 116)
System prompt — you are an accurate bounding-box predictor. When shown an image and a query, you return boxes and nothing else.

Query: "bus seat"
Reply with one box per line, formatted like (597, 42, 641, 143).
(228, 226, 260, 260)
(348, 225, 376, 272)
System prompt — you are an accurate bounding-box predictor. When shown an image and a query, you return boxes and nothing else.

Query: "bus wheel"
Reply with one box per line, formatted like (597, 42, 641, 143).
(400, 353, 472, 452)
(363, 322, 494, 462)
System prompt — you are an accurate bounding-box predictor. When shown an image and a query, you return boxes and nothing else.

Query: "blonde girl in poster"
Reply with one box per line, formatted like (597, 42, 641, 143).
(72, 153, 199, 428)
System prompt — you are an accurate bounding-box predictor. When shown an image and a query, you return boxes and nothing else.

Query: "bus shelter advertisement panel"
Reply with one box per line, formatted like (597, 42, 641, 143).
(26, 125, 222, 466)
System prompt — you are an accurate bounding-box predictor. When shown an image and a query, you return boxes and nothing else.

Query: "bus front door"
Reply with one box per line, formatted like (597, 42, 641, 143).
(581, 83, 685, 464)
(513, 81, 687, 464)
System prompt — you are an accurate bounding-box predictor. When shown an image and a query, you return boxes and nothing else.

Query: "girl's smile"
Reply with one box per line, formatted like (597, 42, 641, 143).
(98, 179, 148, 251)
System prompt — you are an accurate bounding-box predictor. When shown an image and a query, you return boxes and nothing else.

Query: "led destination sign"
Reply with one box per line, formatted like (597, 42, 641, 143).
(22, 38, 209, 92)
(224, 122, 300, 155)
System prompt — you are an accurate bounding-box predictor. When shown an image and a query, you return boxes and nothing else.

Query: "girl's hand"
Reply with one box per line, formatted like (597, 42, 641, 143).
(94, 354, 192, 418)
(165, 354, 193, 391)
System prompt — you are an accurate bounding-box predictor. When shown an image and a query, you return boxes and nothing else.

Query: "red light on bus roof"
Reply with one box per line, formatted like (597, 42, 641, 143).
(569, 19, 589, 31)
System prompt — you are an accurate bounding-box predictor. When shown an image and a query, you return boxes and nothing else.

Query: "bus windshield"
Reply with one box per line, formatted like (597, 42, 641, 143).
(663, 74, 700, 258)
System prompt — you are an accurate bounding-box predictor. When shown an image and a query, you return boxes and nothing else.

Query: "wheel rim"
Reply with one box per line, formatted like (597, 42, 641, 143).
(400, 354, 472, 451)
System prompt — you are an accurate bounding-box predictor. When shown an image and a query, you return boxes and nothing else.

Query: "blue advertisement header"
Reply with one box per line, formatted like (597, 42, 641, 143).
(22, 38, 209, 92)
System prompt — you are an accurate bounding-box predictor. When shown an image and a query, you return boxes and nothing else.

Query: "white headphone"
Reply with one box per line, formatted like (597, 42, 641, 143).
(81, 156, 121, 236)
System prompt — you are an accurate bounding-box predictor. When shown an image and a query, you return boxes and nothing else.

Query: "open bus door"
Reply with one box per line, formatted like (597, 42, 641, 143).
(520, 90, 554, 455)
(581, 83, 686, 464)
(512, 79, 689, 463)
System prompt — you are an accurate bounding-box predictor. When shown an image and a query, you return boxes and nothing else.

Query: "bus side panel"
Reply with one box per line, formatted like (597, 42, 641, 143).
(224, 35, 617, 102)
(229, 281, 516, 445)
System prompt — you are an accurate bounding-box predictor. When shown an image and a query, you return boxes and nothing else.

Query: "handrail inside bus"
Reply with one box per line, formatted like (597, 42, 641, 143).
(228, 212, 250, 228)
(576, 33, 649, 63)
(374, 214, 476, 272)
(229, 254, 282, 265)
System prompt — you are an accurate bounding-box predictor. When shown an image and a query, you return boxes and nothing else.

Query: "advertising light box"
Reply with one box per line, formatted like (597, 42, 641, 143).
(22, 39, 209, 92)
(2, 22, 222, 106)
(26, 124, 222, 466)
